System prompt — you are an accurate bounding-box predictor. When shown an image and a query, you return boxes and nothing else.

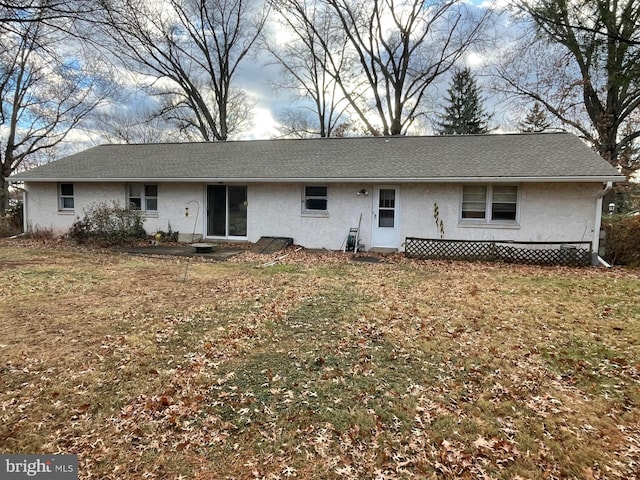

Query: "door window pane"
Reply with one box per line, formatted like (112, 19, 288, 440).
(207, 185, 226, 236)
(379, 189, 395, 208)
(228, 186, 247, 236)
(378, 209, 395, 228)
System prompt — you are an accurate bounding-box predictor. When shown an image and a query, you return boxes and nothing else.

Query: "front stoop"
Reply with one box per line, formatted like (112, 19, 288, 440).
(368, 247, 398, 254)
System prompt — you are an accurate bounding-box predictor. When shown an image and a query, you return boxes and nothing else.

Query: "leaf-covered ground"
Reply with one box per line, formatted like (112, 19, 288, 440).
(1, 240, 639, 479)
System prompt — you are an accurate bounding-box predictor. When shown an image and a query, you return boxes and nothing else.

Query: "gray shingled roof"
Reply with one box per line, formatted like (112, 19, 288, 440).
(9, 132, 624, 183)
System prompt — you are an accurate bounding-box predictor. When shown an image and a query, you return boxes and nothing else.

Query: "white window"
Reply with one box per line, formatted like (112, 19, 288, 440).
(461, 185, 518, 223)
(128, 184, 157, 211)
(461, 185, 487, 219)
(59, 183, 74, 210)
(491, 185, 518, 221)
(303, 185, 327, 212)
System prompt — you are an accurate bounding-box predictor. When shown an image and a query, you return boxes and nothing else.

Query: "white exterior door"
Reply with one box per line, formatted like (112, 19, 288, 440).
(371, 186, 399, 248)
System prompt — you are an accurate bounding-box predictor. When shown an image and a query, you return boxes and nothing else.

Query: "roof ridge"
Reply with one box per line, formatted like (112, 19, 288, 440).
(94, 131, 571, 148)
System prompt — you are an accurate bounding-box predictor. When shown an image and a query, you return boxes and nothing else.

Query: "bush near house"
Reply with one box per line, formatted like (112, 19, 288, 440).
(68, 201, 147, 245)
(0, 202, 23, 237)
(602, 214, 640, 266)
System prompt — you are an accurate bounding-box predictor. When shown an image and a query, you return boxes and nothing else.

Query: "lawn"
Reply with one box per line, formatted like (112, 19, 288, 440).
(0, 240, 638, 479)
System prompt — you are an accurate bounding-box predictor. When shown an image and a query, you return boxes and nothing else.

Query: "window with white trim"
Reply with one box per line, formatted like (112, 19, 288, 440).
(461, 185, 518, 223)
(128, 183, 158, 211)
(303, 185, 327, 212)
(59, 183, 74, 210)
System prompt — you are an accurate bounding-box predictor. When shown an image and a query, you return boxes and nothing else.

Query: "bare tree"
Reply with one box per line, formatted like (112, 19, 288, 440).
(92, 104, 182, 144)
(0, 9, 106, 211)
(266, 0, 350, 137)
(97, 0, 267, 141)
(0, 0, 97, 36)
(518, 0, 640, 47)
(272, 0, 491, 137)
(496, 0, 640, 171)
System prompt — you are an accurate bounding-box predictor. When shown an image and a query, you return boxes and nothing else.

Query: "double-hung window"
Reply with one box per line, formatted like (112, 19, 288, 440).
(303, 185, 328, 213)
(59, 183, 74, 210)
(461, 185, 518, 223)
(128, 184, 158, 211)
(491, 185, 518, 221)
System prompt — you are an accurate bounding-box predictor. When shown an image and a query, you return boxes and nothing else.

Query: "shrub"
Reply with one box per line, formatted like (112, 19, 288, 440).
(602, 214, 640, 266)
(0, 203, 23, 237)
(68, 201, 147, 245)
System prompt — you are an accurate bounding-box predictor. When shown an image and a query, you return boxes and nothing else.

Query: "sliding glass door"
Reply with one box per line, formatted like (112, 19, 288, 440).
(206, 185, 247, 237)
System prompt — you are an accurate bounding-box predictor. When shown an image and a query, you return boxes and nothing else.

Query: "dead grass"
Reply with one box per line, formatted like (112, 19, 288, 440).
(0, 239, 638, 479)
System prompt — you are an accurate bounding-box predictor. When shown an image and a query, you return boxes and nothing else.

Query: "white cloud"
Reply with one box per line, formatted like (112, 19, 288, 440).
(241, 107, 280, 140)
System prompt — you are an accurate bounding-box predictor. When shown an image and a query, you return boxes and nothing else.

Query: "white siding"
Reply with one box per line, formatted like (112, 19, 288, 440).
(22, 181, 602, 250)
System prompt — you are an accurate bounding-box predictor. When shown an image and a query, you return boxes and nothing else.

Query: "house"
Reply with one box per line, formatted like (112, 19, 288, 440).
(10, 132, 624, 262)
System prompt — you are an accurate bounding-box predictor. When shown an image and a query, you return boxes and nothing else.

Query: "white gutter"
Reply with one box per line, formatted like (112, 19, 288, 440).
(8, 175, 627, 184)
(592, 181, 614, 265)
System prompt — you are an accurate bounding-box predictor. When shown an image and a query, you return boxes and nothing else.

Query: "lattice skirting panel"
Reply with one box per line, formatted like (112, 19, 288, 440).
(405, 238, 592, 266)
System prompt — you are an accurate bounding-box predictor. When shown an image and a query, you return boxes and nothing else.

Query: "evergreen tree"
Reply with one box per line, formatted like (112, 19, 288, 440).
(519, 102, 551, 132)
(437, 68, 492, 135)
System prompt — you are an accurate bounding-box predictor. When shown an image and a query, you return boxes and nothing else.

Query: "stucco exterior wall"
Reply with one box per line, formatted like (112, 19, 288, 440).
(23, 182, 207, 238)
(248, 183, 373, 250)
(398, 182, 600, 245)
(249, 182, 601, 250)
(22, 181, 602, 251)
(148, 183, 206, 239)
(24, 182, 126, 234)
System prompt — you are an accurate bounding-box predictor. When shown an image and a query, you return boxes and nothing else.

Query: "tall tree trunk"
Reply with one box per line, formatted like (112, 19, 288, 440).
(0, 176, 10, 213)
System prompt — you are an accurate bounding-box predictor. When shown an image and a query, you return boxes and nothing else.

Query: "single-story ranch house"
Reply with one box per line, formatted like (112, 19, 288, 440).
(10, 132, 624, 263)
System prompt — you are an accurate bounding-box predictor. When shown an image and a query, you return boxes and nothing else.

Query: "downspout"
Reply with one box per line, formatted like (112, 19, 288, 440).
(592, 181, 613, 266)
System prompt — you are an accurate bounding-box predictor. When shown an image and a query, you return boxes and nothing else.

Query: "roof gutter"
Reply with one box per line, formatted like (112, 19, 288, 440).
(9, 175, 627, 183)
(597, 180, 614, 199)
